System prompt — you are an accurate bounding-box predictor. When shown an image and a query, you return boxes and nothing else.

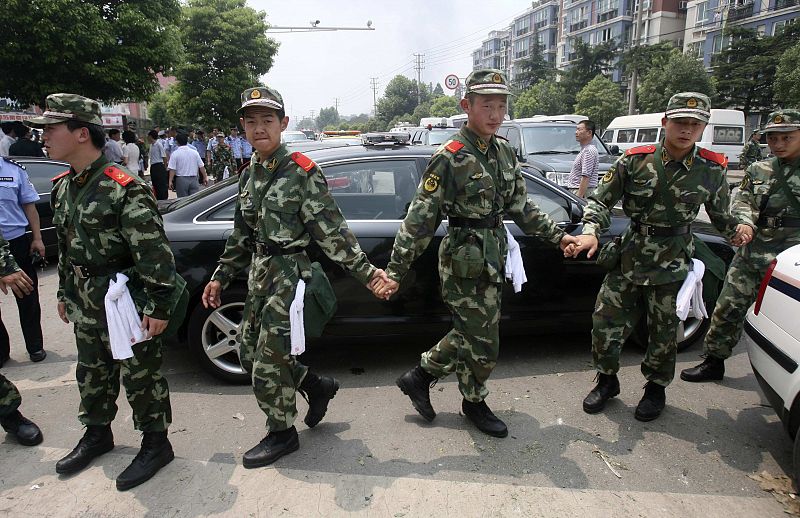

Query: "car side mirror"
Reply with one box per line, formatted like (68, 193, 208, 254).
(609, 145, 621, 155)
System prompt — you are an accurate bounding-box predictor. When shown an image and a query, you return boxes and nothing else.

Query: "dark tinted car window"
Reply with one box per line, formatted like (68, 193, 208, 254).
(523, 177, 570, 222)
(206, 196, 237, 221)
(22, 161, 68, 194)
(521, 126, 608, 155)
(325, 159, 419, 220)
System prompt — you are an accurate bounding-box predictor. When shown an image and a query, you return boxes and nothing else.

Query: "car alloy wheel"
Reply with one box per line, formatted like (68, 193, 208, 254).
(188, 287, 249, 383)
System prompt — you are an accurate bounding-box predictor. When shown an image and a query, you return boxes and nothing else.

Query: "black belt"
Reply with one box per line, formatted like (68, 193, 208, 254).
(448, 215, 503, 229)
(631, 222, 691, 237)
(71, 258, 135, 279)
(756, 215, 800, 229)
(252, 242, 305, 256)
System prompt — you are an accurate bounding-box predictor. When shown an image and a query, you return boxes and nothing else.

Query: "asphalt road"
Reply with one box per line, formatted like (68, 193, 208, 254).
(0, 246, 790, 517)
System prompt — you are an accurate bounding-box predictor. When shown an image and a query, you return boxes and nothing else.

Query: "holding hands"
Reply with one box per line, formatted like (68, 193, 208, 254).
(731, 224, 754, 247)
(564, 234, 597, 259)
(368, 269, 398, 300)
(560, 234, 583, 257)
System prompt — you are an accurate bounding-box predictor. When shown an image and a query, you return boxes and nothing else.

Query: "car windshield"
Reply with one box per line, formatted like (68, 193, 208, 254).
(522, 126, 609, 155)
(428, 128, 458, 146)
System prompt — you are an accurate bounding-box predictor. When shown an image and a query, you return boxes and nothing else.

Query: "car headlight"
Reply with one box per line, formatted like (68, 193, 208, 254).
(545, 172, 570, 186)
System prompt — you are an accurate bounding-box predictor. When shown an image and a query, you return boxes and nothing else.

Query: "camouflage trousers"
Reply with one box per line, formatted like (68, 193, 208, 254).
(0, 373, 21, 418)
(592, 269, 682, 386)
(421, 274, 502, 403)
(239, 282, 308, 432)
(74, 325, 171, 432)
(703, 248, 774, 360)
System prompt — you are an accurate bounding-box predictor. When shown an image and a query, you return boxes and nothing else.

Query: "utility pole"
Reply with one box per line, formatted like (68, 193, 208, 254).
(628, 0, 646, 114)
(370, 77, 379, 117)
(334, 98, 340, 112)
(413, 53, 425, 105)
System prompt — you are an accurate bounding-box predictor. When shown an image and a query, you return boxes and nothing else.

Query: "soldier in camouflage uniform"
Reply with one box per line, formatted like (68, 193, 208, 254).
(568, 92, 741, 421)
(373, 69, 580, 438)
(682, 109, 800, 382)
(202, 86, 386, 468)
(211, 132, 236, 182)
(26, 94, 184, 490)
(738, 130, 764, 171)
(0, 233, 43, 447)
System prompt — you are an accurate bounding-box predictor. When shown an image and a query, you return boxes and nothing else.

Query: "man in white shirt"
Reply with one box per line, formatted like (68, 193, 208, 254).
(0, 122, 19, 157)
(566, 120, 600, 198)
(167, 133, 207, 198)
(103, 129, 124, 164)
(148, 130, 169, 200)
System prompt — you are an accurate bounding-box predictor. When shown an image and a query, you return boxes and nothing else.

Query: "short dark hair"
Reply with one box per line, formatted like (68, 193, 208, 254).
(148, 129, 158, 139)
(122, 130, 137, 144)
(1, 121, 13, 135)
(108, 128, 120, 137)
(578, 120, 596, 136)
(66, 121, 106, 149)
(175, 133, 188, 146)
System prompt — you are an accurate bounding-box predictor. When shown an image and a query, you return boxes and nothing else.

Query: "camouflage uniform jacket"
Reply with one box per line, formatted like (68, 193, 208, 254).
(386, 125, 566, 283)
(0, 234, 20, 276)
(733, 156, 800, 261)
(583, 143, 738, 285)
(738, 140, 764, 169)
(51, 155, 180, 326)
(211, 145, 375, 294)
(211, 142, 236, 177)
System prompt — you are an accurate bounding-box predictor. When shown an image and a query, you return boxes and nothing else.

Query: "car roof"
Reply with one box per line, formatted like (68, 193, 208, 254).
(302, 144, 438, 162)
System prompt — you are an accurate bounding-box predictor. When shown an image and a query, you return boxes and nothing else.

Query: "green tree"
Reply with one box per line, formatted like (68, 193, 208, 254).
(620, 42, 674, 78)
(295, 117, 316, 130)
(316, 106, 339, 130)
(412, 101, 432, 124)
(177, 0, 278, 128)
(432, 83, 445, 97)
(0, 0, 182, 106)
(561, 39, 617, 108)
(514, 40, 556, 89)
(713, 24, 800, 117)
(574, 75, 625, 129)
(637, 49, 714, 113)
(514, 80, 568, 118)
(376, 75, 430, 126)
(774, 40, 800, 108)
(148, 83, 190, 128)
(430, 95, 460, 117)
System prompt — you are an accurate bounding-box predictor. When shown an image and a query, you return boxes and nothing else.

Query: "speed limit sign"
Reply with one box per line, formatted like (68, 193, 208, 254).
(444, 74, 460, 90)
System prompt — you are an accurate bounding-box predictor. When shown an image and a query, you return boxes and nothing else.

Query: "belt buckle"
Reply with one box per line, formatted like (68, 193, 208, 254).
(72, 264, 88, 279)
(766, 216, 781, 228)
(638, 224, 654, 236)
(254, 242, 265, 255)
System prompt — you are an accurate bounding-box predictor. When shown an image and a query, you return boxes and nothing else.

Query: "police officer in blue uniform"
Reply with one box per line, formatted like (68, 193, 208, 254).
(0, 157, 46, 365)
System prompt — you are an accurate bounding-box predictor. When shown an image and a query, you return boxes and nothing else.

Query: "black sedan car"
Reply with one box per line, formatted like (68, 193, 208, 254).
(7, 156, 69, 258)
(161, 143, 735, 383)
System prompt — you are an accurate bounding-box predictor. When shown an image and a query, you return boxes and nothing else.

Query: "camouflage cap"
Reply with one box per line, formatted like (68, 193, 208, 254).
(238, 86, 284, 114)
(465, 68, 511, 96)
(665, 92, 711, 123)
(25, 93, 103, 128)
(763, 109, 800, 133)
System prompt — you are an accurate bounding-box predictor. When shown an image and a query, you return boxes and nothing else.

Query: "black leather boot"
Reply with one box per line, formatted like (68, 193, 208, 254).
(242, 426, 300, 469)
(680, 356, 725, 382)
(298, 372, 340, 428)
(396, 365, 437, 421)
(116, 431, 175, 491)
(582, 373, 620, 414)
(635, 381, 666, 422)
(462, 399, 508, 438)
(56, 424, 114, 474)
(0, 410, 43, 446)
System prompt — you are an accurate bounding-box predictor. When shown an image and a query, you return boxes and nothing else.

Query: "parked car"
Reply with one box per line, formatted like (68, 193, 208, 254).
(410, 127, 459, 147)
(744, 244, 800, 481)
(281, 131, 309, 143)
(497, 120, 617, 187)
(7, 155, 69, 258)
(160, 143, 735, 383)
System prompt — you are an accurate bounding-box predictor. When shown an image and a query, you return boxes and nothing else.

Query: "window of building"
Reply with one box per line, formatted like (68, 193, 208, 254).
(711, 34, 723, 53)
(515, 16, 531, 36)
(600, 28, 613, 42)
(514, 37, 530, 59)
(695, 1, 708, 26)
(773, 20, 788, 35)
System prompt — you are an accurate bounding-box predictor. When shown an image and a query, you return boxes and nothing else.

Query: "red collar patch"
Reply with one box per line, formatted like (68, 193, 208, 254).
(51, 170, 70, 182)
(445, 141, 464, 154)
(698, 147, 728, 168)
(104, 166, 135, 186)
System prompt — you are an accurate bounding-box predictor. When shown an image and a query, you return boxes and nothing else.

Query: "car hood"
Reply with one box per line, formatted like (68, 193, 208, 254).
(524, 154, 615, 173)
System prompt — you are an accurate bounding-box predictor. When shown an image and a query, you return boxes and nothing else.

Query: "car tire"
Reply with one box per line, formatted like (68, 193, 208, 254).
(187, 286, 250, 384)
(793, 426, 800, 485)
(628, 284, 717, 353)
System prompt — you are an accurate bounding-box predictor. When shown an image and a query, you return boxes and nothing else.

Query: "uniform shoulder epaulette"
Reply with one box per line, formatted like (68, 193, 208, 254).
(236, 161, 250, 175)
(103, 166, 135, 186)
(290, 152, 316, 172)
(698, 147, 728, 168)
(625, 144, 656, 156)
(51, 170, 70, 183)
(4, 158, 25, 170)
(495, 134, 509, 142)
(444, 141, 464, 154)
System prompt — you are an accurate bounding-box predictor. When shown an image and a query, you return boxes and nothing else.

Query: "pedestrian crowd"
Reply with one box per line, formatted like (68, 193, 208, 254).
(0, 67, 798, 497)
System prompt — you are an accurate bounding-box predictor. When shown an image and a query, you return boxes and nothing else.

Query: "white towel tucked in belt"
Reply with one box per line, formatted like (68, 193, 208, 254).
(290, 279, 306, 356)
(104, 273, 146, 360)
(676, 258, 708, 321)
(505, 226, 527, 293)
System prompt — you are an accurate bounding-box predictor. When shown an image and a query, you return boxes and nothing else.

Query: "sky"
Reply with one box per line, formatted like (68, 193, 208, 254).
(249, 1, 532, 126)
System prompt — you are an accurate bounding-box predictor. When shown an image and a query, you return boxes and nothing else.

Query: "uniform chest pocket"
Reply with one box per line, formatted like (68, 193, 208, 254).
(79, 210, 120, 230)
(461, 175, 494, 211)
(679, 191, 708, 205)
(0, 182, 17, 202)
(263, 195, 302, 238)
(624, 177, 654, 197)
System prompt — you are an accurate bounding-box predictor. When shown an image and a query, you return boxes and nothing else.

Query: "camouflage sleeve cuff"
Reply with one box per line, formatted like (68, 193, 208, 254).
(143, 302, 170, 321)
(0, 265, 21, 277)
(581, 223, 601, 237)
(351, 262, 377, 286)
(211, 265, 233, 290)
(385, 266, 403, 284)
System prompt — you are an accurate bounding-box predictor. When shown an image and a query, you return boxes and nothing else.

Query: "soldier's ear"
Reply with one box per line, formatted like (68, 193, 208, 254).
(280, 117, 289, 132)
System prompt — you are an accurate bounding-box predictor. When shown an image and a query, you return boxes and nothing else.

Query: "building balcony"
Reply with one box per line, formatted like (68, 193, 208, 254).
(776, 0, 798, 9)
(568, 20, 588, 32)
(727, 3, 754, 22)
(598, 10, 619, 22)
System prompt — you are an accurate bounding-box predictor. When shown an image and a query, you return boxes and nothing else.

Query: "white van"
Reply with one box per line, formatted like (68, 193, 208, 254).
(602, 109, 745, 168)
